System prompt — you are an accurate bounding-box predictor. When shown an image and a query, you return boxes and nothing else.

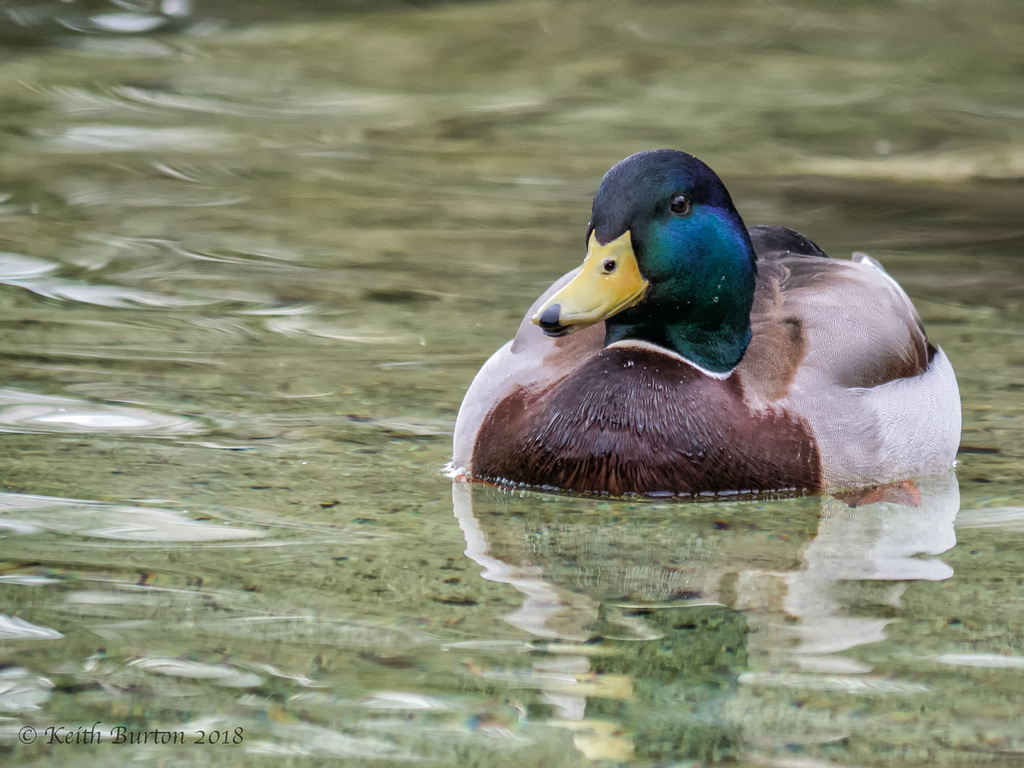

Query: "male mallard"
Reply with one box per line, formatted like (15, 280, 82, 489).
(453, 150, 960, 496)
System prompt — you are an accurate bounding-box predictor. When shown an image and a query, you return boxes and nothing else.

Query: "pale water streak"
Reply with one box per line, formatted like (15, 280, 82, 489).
(0, 390, 203, 435)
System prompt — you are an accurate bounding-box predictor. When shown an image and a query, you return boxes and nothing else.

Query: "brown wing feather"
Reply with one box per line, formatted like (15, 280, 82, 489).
(741, 226, 930, 399)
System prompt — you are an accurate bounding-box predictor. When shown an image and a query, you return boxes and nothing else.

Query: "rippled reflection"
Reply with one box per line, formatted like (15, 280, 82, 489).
(453, 474, 963, 763)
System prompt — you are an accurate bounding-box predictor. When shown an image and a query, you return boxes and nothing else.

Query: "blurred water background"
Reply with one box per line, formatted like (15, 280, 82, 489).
(1, 1, 1023, 765)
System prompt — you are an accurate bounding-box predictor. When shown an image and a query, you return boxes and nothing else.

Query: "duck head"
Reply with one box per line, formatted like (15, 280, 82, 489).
(532, 150, 757, 373)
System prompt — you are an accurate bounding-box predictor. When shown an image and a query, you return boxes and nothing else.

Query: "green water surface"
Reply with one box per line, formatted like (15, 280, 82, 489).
(1, 1, 1023, 766)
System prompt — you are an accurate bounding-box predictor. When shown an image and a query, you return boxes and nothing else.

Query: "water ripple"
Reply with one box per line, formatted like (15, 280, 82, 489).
(0, 252, 59, 279)
(264, 315, 403, 343)
(0, 615, 63, 641)
(69, 12, 176, 35)
(0, 668, 53, 712)
(201, 616, 437, 648)
(366, 416, 453, 437)
(936, 653, 1024, 669)
(793, 147, 1024, 181)
(0, 389, 203, 436)
(129, 657, 264, 688)
(248, 723, 413, 760)
(54, 83, 406, 120)
(2, 274, 215, 308)
(0, 492, 264, 543)
(71, 37, 177, 58)
(738, 672, 929, 695)
(956, 506, 1024, 531)
(62, 180, 248, 209)
(41, 125, 233, 153)
(0, 574, 61, 586)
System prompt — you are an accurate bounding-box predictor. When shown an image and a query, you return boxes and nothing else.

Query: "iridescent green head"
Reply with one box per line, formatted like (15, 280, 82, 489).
(533, 150, 757, 373)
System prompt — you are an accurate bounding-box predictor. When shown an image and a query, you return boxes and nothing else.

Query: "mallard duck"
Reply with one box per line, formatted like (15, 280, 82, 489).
(452, 150, 961, 496)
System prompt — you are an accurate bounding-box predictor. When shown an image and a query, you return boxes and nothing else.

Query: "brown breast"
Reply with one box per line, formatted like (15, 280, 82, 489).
(472, 345, 822, 496)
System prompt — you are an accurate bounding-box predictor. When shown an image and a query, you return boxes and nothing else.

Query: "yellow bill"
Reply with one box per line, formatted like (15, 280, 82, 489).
(532, 231, 648, 336)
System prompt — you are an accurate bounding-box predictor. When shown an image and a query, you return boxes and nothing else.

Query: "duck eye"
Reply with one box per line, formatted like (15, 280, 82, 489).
(602, 259, 617, 273)
(670, 194, 691, 215)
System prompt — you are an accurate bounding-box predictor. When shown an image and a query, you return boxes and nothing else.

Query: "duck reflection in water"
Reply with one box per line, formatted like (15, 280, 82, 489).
(452, 474, 959, 764)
